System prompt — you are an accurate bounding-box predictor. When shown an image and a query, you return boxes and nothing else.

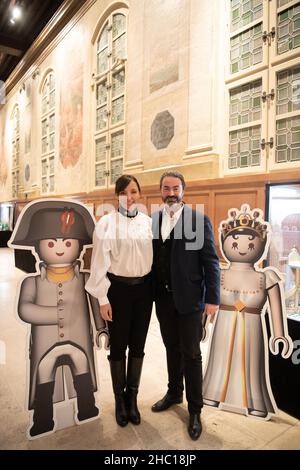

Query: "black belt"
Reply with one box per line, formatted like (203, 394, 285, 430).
(107, 272, 150, 286)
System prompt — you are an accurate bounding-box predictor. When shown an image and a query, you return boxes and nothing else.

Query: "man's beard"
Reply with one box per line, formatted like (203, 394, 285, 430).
(163, 196, 182, 205)
(163, 196, 183, 215)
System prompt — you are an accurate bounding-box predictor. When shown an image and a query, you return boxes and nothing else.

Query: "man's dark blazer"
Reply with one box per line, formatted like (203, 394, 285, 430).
(152, 204, 220, 315)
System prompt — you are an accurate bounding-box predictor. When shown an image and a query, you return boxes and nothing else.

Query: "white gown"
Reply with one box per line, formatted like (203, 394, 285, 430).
(203, 263, 281, 416)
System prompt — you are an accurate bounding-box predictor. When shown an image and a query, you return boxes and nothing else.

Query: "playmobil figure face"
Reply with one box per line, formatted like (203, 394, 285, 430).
(39, 238, 80, 266)
(222, 228, 266, 264)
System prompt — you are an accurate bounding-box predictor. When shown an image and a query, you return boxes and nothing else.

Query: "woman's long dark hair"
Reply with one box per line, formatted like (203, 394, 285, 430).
(115, 174, 141, 195)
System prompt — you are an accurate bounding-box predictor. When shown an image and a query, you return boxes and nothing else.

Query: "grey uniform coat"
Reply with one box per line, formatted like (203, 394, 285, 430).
(18, 264, 105, 409)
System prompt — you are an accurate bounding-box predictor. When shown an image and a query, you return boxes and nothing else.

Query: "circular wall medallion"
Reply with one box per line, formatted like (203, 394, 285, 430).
(151, 110, 174, 150)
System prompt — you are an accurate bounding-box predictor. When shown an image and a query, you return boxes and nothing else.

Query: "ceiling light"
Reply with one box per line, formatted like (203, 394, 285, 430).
(12, 6, 22, 20)
(9, 18, 15, 25)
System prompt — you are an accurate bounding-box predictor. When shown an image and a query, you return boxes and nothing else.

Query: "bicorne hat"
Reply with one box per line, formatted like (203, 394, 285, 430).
(9, 199, 95, 247)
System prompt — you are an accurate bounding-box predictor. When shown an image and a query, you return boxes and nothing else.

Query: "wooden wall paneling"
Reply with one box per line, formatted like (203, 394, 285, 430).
(83, 247, 92, 270)
(96, 198, 116, 219)
(210, 189, 216, 230)
(146, 196, 163, 216)
(183, 193, 210, 214)
(137, 196, 148, 215)
(257, 186, 266, 215)
(208, 189, 217, 246)
(214, 189, 261, 227)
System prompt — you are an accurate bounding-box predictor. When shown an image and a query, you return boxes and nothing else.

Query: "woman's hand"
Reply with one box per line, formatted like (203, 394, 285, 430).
(100, 303, 113, 322)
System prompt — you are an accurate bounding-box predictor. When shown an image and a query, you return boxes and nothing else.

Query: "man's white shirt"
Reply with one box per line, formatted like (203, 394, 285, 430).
(161, 204, 184, 242)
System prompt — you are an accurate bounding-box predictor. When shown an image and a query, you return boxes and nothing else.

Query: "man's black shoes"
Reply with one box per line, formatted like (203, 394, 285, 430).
(188, 413, 202, 440)
(151, 393, 183, 412)
(152, 395, 202, 440)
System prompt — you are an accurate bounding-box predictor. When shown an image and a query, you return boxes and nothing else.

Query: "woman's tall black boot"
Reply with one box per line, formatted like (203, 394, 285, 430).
(126, 356, 144, 425)
(109, 358, 128, 427)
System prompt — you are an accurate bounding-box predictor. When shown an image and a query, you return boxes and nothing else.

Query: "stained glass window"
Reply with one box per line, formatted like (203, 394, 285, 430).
(276, 116, 300, 162)
(229, 126, 261, 168)
(277, 66, 300, 114)
(277, 3, 300, 55)
(230, 80, 262, 126)
(230, 0, 263, 32)
(230, 23, 263, 73)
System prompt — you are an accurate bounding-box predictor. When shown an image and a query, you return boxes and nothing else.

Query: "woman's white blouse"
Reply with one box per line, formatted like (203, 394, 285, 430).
(85, 211, 153, 305)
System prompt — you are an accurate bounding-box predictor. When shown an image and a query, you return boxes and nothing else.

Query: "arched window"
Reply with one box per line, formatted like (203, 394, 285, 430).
(94, 9, 127, 188)
(41, 72, 56, 193)
(11, 105, 20, 198)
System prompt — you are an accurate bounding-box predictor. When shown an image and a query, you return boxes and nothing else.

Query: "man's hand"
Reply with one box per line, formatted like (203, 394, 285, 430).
(204, 304, 219, 318)
(100, 303, 113, 322)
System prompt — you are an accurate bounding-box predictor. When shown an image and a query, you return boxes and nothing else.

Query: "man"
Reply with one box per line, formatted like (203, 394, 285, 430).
(151, 171, 220, 440)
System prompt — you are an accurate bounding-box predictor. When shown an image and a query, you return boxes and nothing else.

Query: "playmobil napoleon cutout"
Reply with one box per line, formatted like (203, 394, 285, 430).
(202, 204, 293, 420)
(9, 199, 108, 438)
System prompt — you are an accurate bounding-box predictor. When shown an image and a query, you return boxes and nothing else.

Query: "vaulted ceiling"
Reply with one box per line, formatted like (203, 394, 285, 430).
(0, 0, 66, 82)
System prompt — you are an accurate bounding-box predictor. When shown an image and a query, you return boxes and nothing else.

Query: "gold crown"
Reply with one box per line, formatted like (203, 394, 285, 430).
(220, 204, 269, 240)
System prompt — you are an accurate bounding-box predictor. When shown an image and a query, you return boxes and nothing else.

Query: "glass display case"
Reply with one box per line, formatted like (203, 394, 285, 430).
(0, 203, 15, 247)
(266, 183, 300, 419)
(268, 314, 300, 420)
(267, 183, 300, 313)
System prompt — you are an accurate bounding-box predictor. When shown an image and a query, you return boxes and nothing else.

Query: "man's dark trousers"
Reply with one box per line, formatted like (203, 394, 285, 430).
(155, 289, 203, 414)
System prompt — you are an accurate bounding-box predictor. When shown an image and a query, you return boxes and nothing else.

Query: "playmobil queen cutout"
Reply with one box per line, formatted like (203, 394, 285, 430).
(202, 204, 293, 420)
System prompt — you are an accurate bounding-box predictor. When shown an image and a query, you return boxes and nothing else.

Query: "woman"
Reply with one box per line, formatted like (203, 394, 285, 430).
(86, 175, 153, 427)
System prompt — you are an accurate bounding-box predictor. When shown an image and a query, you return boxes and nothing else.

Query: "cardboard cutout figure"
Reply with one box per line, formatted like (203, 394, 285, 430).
(9, 199, 108, 438)
(202, 204, 293, 420)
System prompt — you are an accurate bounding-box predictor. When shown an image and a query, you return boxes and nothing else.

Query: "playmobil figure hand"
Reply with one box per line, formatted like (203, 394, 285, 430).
(204, 303, 219, 317)
(100, 303, 112, 322)
(96, 328, 110, 350)
(269, 335, 294, 359)
(201, 313, 210, 342)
